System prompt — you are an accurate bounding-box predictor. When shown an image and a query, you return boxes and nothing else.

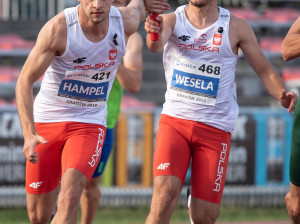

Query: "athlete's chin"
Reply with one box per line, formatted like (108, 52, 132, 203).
(90, 17, 105, 24)
(190, 0, 209, 7)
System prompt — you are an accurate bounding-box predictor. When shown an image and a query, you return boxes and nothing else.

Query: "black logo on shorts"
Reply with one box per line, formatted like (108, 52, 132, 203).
(73, 57, 86, 63)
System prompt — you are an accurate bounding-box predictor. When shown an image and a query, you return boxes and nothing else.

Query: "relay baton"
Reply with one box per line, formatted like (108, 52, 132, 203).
(150, 13, 159, 41)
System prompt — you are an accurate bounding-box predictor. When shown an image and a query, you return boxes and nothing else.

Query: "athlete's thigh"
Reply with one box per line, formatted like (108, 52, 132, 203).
(26, 123, 66, 194)
(153, 115, 192, 184)
(92, 128, 114, 178)
(62, 122, 106, 181)
(191, 123, 231, 204)
(290, 101, 300, 186)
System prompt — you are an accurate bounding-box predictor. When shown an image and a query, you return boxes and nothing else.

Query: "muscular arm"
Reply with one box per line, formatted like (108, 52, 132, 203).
(281, 17, 300, 61)
(145, 13, 176, 53)
(231, 16, 298, 111)
(116, 32, 143, 94)
(233, 17, 285, 100)
(118, 0, 146, 41)
(15, 13, 66, 163)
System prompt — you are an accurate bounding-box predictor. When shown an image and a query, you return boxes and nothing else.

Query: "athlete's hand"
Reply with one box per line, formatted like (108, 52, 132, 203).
(144, 0, 170, 14)
(23, 134, 47, 164)
(280, 89, 298, 112)
(145, 13, 163, 37)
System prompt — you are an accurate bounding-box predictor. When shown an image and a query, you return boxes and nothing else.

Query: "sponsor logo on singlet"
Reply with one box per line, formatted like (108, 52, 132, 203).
(179, 44, 220, 53)
(74, 61, 115, 70)
(109, 49, 117, 60)
(73, 57, 86, 63)
(178, 35, 191, 42)
(194, 34, 207, 43)
(213, 34, 222, 45)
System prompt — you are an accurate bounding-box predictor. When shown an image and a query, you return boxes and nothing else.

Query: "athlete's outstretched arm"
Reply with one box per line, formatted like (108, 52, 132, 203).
(281, 17, 300, 61)
(119, 0, 170, 41)
(145, 12, 176, 52)
(15, 13, 66, 164)
(233, 16, 298, 112)
(116, 32, 143, 94)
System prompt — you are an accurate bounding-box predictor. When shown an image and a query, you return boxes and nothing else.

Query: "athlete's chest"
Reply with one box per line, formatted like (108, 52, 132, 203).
(171, 23, 227, 58)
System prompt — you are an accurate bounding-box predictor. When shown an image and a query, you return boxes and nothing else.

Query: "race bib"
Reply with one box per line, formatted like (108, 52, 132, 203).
(57, 70, 112, 108)
(170, 58, 222, 106)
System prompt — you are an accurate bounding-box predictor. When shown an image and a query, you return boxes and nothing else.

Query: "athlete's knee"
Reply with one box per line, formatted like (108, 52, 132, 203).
(28, 210, 52, 224)
(60, 187, 83, 208)
(83, 178, 101, 199)
(191, 207, 219, 224)
(82, 185, 101, 201)
(287, 201, 300, 221)
(191, 212, 219, 224)
(152, 189, 179, 216)
(158, 191, 174, 206)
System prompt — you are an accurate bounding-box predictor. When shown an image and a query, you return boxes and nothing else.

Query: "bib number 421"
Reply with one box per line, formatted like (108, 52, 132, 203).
(92, 72, 111, 81)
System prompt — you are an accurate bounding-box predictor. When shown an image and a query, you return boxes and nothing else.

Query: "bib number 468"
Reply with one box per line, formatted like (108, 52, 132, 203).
(199, 64, 220, 75)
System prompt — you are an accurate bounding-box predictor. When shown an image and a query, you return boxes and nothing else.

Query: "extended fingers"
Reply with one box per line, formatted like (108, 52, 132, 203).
(287, 91, 299, 112)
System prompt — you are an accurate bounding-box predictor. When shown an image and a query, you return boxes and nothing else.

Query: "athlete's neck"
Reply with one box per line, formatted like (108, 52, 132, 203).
(78, 6, 109, 43)
(185, 4, 219, 29)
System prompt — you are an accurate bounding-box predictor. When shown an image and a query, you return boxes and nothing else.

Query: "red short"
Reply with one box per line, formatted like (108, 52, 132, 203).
(26, 122, 106, 194)
(153, 114, 231, 204)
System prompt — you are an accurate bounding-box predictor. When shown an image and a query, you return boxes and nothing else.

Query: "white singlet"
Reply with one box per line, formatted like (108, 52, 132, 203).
(162, 5, 238, 132)
(34, 5, 126, 126)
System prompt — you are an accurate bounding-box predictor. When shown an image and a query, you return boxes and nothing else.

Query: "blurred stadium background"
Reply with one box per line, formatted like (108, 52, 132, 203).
(0, 0, 299, 218)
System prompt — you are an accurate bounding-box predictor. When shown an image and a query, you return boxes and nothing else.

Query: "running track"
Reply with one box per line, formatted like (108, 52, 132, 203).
(175, 221, 290, 224)
(218, 222, 290, 224)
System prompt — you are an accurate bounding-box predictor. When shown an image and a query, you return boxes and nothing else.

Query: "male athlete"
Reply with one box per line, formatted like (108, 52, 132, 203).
(15, 0, 169, 223)
(144, 0, 298, 223)
(281, 16, 300, 224)
(79, 0, 144, 223)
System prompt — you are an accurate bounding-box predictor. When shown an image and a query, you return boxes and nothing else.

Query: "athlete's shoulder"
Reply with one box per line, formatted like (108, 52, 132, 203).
(38, 11, 67, 54)
(42, 11, 67, 38)
(162, 12, 176, 29)
(229, 13, 252, 32)
(110, 5, 122, 17)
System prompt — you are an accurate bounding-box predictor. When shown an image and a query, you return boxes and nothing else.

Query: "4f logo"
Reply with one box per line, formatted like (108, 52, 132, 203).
(213, 34, 222, 45)
(29, 181, 43, 189)
(157, 163, 170, 170)
(109, 49, 117, 60)
(73, 57, 86, 63)
(179, 35, 191, 42)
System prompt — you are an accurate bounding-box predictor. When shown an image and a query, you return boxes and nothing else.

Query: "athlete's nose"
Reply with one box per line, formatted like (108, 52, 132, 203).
(93, 0, 102, 9)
